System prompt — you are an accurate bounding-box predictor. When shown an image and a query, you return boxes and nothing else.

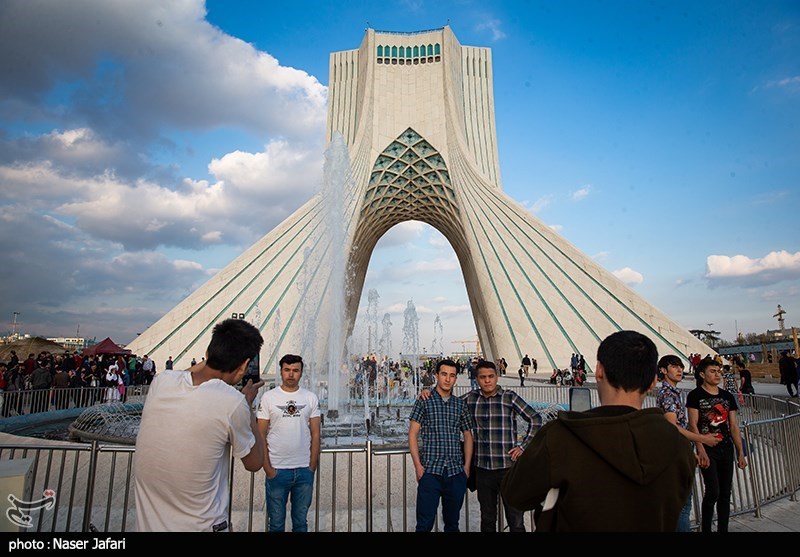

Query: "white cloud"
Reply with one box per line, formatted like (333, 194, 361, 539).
(431, 296, 448, 303)
(522, 195, 554, 213)
(440, 305, 470, 316)
(751, 190, 791, 205)
(548, 224, 563, 232)
(373, 256, 460, 283)
(0, 0, 327, 141)
(428, 229, 450, 248)
(764, 76, 800, 90)
(375, 221, 427, 249)
(592, 251, 609, 261)
(706, 250, 800, 287)
(475, 18, 507, 41)
(383, 302, 434, 315)
(571, 185, 592, 201)
(613, 267, 644, 286)
(384, 303, 407, 314)
(760, 284, 799, 301)
(0, 137, 322, 250)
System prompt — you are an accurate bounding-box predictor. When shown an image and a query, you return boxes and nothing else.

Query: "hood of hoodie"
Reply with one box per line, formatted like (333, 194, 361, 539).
(556, 405, 682, 485)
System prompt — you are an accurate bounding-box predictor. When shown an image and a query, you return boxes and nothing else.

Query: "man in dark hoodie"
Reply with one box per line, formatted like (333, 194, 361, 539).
(500, 330, 695, 532)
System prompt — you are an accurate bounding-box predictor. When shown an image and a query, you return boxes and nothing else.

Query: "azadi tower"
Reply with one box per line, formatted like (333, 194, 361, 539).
(128, 26, 710, 377)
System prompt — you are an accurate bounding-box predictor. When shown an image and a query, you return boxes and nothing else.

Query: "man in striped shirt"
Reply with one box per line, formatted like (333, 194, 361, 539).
(409, 359, 476, 532)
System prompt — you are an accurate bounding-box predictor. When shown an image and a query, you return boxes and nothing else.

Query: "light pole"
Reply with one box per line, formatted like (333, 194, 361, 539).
(12, 312, 20, 336)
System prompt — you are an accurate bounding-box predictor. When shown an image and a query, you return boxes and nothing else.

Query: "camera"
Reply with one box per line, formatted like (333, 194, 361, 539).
(241, 354, 261, 386)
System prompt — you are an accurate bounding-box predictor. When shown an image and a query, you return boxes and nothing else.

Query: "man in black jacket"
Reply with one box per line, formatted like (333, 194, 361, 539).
(29, 361, 52, 413)
(501, 330, 695, 532)
(779, 351, 798, 397)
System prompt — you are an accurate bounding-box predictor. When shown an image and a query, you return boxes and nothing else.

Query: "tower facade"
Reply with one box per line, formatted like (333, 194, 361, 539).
(128, 27, 710, 380)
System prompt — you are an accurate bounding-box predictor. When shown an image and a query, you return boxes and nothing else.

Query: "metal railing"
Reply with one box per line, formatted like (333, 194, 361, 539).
(1, 387, 797, 532)
(0, 385, 150, 418)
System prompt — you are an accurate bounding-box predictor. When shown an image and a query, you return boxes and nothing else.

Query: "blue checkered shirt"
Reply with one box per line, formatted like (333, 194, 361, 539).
(409, 389, 476, 477)
(462, 387, 540, 470)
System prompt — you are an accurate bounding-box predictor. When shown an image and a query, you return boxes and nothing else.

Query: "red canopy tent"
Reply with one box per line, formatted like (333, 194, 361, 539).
(82, 337, 132, 357)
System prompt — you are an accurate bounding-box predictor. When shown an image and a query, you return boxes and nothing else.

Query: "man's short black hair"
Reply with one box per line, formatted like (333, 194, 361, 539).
(596, 330, 658, 394)
(205, 318, 263, 374)
(436, 359, 458, 373)
(658, 355, 684, 370)
(475, 359, 496, 372)
(279, 354, 304, 372)
(696, 357, 719, 376)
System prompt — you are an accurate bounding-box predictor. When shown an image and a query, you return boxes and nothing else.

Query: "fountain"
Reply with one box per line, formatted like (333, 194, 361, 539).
(297, 246, 319, 390)
(379, 312, 392, 358)
(68, 403, 142, 445)
(319, 133, 352, 418)
(402, 300, 421, 397)
(366, 289, 379, 354)
(430, 314, 443, 355)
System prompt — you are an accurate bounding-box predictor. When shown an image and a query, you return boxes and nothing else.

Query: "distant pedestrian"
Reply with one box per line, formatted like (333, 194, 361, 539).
(30, 362, 52, 413)
(142, 355, 156, 384)
(165, 356, 174, 370)
(778, 351, 798, 397)
(518, 365, 525, 387)
(106, 362, 120, 402)
(736, 361, 754, 395)
(521, 354, 531, 377)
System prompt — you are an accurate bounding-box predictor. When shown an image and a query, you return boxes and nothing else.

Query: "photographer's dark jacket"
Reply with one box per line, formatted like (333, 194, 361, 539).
(501, 405, 695, 532)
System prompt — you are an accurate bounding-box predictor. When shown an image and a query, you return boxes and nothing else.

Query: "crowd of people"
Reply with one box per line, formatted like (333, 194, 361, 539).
(0, 349, 162, 416)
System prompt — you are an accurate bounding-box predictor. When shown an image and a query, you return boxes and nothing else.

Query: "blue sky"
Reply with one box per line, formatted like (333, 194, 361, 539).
(0, 0, 798, 360)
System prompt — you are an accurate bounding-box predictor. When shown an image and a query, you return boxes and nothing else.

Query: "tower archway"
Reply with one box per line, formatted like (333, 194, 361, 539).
(128, 25, 712, 384)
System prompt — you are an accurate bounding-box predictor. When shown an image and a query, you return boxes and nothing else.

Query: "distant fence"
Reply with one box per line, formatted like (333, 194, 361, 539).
(0, 385, 798, 532)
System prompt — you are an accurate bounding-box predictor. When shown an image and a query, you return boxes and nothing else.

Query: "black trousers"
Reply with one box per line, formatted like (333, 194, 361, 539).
(699, 444, 735, 533)
(475, 467, 526, 532)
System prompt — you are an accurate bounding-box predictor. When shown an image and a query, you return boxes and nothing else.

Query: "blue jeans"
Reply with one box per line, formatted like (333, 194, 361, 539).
(415, 471, 467, 532)
(265, 467, 315, 532)
(677, 491, 693, 532)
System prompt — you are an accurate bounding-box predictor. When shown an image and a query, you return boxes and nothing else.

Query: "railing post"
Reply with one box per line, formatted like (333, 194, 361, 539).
(366, 440, 372, 532)
(82, 440, 99, 532)
(742, 423, 762, 518)
(779, 417, 795, 503)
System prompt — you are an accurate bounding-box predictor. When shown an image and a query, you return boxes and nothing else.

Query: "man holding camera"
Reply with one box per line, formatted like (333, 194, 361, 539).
(134, 318, 266, 531)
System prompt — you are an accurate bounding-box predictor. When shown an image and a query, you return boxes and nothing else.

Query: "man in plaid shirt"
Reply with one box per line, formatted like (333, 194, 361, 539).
(465, 360, 540, 532)
(409, 359, 476, 532)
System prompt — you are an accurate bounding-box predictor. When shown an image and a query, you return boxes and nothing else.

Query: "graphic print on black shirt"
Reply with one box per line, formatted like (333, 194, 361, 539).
(686, 387, 738, 448)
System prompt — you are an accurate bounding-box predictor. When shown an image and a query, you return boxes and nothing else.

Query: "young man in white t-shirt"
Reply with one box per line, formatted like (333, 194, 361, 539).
(257, 353, 321, 532)
(134, 319, 265, 531)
